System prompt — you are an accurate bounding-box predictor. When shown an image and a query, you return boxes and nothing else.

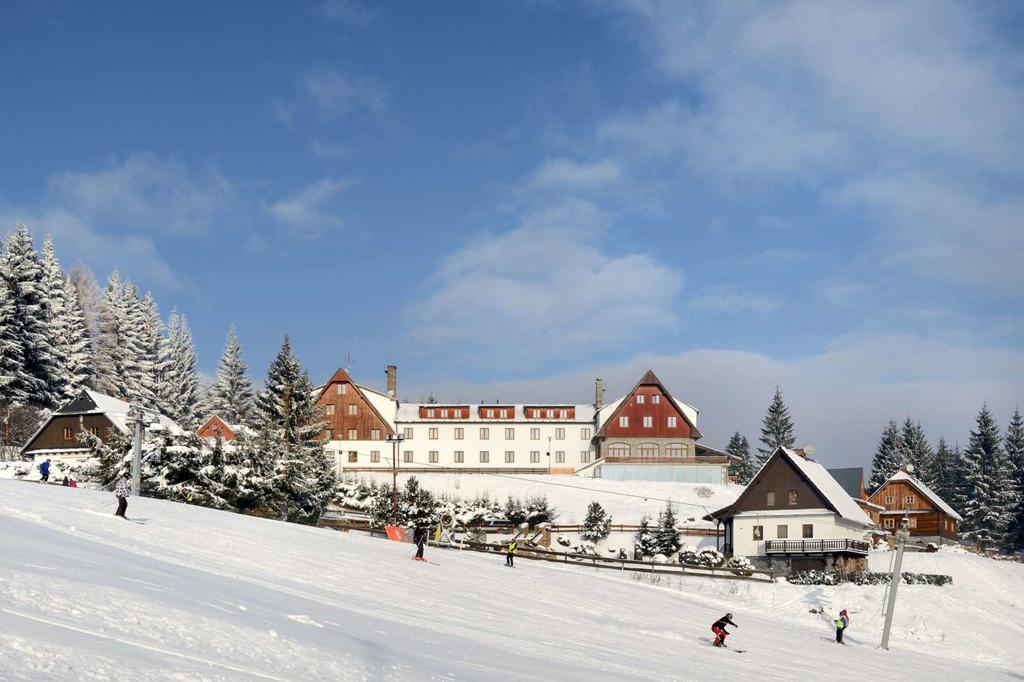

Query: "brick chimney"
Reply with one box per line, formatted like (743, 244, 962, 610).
(595, 378, 605, 409)
(386, 365, 397, 398)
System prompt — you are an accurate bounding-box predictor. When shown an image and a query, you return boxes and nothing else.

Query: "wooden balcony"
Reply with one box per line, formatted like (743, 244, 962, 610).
(764, 539, 870, 556)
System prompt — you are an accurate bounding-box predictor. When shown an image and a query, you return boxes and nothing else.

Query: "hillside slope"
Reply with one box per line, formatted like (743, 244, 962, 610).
(0, 481, 1016, 681)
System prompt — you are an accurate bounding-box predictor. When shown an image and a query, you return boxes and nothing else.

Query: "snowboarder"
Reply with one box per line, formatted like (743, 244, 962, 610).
(114, 475, 130, 518)
(38, 459, 50, 483)
(506, 539, 517, 567)
(712, 613, 737, 647)
(413, 525, 427, 561)
(835, 608, 850, 644)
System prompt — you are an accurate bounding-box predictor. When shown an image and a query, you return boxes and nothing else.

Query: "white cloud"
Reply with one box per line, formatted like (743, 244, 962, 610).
(410, 200, 683, 362)
(528, 157, 622, 189)
(320, 0, 379, 26)
(269, 177, 354, 236)
(688, 284, 783, 315)
(309, 139, 349, 160)
(303, 66, 389, 118)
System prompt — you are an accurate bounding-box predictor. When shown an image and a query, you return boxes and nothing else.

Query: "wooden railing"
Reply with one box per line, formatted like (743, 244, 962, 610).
(764, 539, 870, 555)
(320, 517, 722, 538)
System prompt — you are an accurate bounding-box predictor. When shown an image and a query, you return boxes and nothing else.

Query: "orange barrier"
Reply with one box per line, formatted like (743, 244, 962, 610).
(384, 525, 406, 542)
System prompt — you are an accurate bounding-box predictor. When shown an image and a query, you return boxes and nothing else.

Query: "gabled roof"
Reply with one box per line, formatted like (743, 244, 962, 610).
(595, 370, 701, 439)
(827, 467, 864, 500)
(869, 470, 963, 522)
(316, 367, 397, 435)
(709, 447, 874, 527)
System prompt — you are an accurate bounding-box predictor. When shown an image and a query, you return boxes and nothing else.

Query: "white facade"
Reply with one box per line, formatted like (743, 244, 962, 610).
(730, 509, 872, 558)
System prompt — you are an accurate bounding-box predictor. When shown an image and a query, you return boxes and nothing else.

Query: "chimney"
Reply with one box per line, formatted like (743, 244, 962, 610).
(386, 365, 397, 398)
(595, 378, 605, 409)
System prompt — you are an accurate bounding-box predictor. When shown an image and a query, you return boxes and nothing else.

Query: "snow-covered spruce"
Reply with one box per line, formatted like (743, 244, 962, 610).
(757, 387, 796, 467)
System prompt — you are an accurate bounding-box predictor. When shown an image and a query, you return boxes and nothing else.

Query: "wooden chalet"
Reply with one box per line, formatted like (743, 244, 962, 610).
(708, 446, 874, 572)
(867, 467, 962, 545)
(196, 415, 251, 442)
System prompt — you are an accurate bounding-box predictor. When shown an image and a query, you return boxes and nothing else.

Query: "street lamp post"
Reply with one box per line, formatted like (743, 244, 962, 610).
(880, 516, 910, 650)
(547, 436, 552, 475)
(386, 432, 405, 523)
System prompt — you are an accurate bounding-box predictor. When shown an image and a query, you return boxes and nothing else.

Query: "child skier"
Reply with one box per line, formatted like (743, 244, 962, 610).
(711, 613, 737, 647)
(835, 609, 850, 644)
(506, 539, 517, 567)
(114, 474, 130, 518)
(38, 459, 50, 483)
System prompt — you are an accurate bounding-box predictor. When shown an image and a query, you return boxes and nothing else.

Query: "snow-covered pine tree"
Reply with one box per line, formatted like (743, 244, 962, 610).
(868, 419, 905, 491)
(136, 292, 162, 408)
(634, 515, 657, 559)
(1, 224, 54, 407)
(119, 282, 154, 405)
(401, 476, 439, 528)
(156, 311, 201, 429)
(94, 271, 132, 398)
(222, 427, 281, 515)
(929, 437, 959, 510)
(206, 326, 255, 425)
(67, 264, 102, 346)
(757, 387, 795, 466)
(1003, 409, 1024, 552)
(962, 405, 1013, 550)
(56, 277, 93, 400)
(655, 500, 681, 556)
(0, 262, 29, 404)
(901, 418, 934, 485)
(39, 237, 70, 405)
(504, 496, 527, 525)
(726, 431, 755, 484)
(581, 500, 611, 541)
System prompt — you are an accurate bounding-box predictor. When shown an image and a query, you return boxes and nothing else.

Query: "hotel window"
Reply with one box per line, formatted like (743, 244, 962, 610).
(639, 443, 657, 458)
(429, 451, 438, 463)
(326, 404, 335, 415)
(454, 450, 464, 463)
(651, 394, 661, 404)
(427, 409, 435, 418)
(479, 451, 489, 463)
(440, 409, 448, 418)
(560, 409, 567, 418)
(667, 416, 677, 428)
(403, 427, 414, 439)
(555, 427, 565, 440)
(505, 427, 515, 440)
(555, 451, 565, 463)
(546, 409, 554, 418)
(348, 451, 358, 463)
(530, 450, 540, 463)
(347, 428, 357, 440)
(777, 525, 788, 539)
(619, 416, 629, 428)
(609, 443, 630, 457)
(788, 490, 798, 506)
(454, 427, 464, 440)
(429, 428, 438, 440)
(500, 409, 508, 418)
(530, 428, 540, 440)
(371, 428, 381, 440)
(905, 495, 915, 506)
(802, 524, 814, 538)
(64, 427, 74, 440)
(348, 404, 357, 416)
(480, 427, 489, 440)
(325, 429, 333, 440)
(580, 450, 591, 463)
(485, 409, 494, 418)
(766, 491, 776, 507)
(337, 383, 347, 395)
(403, 450, 413, 463)
(753, 525, 763, 541)
(637, 394, 645, 404)
(642, 416, 653, 428)
(370, 451, 380, 463)
(581, 427, 591, 440)
(505, 450, 515, 463)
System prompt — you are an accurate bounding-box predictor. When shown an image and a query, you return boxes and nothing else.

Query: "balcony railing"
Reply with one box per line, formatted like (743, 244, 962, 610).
(764, 539, 870, 556)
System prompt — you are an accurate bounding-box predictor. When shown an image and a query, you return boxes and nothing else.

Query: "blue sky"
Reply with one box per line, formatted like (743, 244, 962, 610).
(2, 1, 1022, 466)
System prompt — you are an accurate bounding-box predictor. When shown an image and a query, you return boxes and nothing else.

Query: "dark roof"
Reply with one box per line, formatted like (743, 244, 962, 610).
(827, 467, 863, 499)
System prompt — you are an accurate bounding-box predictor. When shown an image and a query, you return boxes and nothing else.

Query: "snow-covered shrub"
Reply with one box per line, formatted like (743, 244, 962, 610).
(696, 548, 725, 568)
(677, 545, 699, 565)
(581, 500, 611, 541)
(605, 546, 627, 560)
(695, 486, 713, 499)
(786, 570, 840, 585)
(556, 534, 571, 547)
(571, 540, 598, 556)
(726, 556, 754, 576)
(900, 572, 953, 586)
(789, 570, 953, 586)
(652, 553, 669, 564)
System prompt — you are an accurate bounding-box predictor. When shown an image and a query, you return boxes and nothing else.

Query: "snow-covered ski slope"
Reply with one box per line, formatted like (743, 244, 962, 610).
(0, 481, 1018, 681)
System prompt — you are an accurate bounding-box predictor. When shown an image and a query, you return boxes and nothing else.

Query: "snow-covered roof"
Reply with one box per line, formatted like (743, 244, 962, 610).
(358, 385, 398, 430)
(83, 390, 185, 438)
(781, 448, 875, 527)
(883, 470, 963, 522)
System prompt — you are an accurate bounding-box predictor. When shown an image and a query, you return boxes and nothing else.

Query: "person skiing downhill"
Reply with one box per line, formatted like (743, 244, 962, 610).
(114, 475, 130, 518)
(38, 459, 50, 483)
(835, 609, 850, 644)
(413, 525, 427, 561)
(711, 613, 737, 647)
(506, 539, 517, 567)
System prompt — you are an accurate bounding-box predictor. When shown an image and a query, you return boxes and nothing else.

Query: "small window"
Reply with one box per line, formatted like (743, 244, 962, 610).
(651, 394, 660, 404)
(777, 525, 788, 539)
(480, 427, 489, 440)
(908, 516, 917, 529)
(884, 495, 893, 504)
(546, 409, 554, 418)
(788, 490, 798, 506)
(667, 416, 677, 428)
(505, 450, 515, 463)
(530, 428, 540, 440)
(371, 428, 381, 440)
(753, 525, 764, 541)
(619, 416, 629, 428)
(637, 394, 645, 404)
(580, 450, 591, 463)
(555, 451, 565, 463)
(766, 491, 776, 506)
(642, 416, 653, 428)
(530, 450, 540, 463)
(802, 524, 814, 539)
(88, 426, 99, 436)
(454, 450, 464, 463)
(326, 404, 335, 415)
(454, 427, 464, 440)
(429, 428, 438, 440)
(905, 495, 915, 506)
(555, 427, 565, 440)
(500, 409, 508, 418)
(479, 451, 489, 463)
(63, 427, 74, 440)
(403, 450, 413, 463)
(348, 451, 358, 463)
(505, 427, 515, 440)
(441, 409, 448, 418)
(581, 427, 591, 440)
(485, 409, 494, 418)
(884, 518, 894, 528)
(403, 427, 414, 439)
(560, 409, 567, 418)
(348, 404, 357, 416)
(371, 450, 380, 463)
(429, 450, 438, 463)
(337, 383, 347, 395)
(347, 428, 357, 440)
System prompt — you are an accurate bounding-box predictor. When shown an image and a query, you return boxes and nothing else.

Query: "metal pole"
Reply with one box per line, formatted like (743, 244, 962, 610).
(131, 410, 143, 497)
(881, 518, 909, 650)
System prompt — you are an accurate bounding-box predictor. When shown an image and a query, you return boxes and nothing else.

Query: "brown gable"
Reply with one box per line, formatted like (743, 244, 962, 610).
(596, 370, 701, 439)
(197, 415, 236, 441)
(316, 368, 394, 441)
(721, 449, 836, 516)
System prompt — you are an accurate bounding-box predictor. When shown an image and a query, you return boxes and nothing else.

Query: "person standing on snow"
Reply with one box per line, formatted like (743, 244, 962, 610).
(506, 539, 518, 567)
(711, 613, 737, 647)
(835, 609, 851, 644)
(38, 459, 51, 483)
(114, 474, 130, 518)
(413, 525, 427, 561)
